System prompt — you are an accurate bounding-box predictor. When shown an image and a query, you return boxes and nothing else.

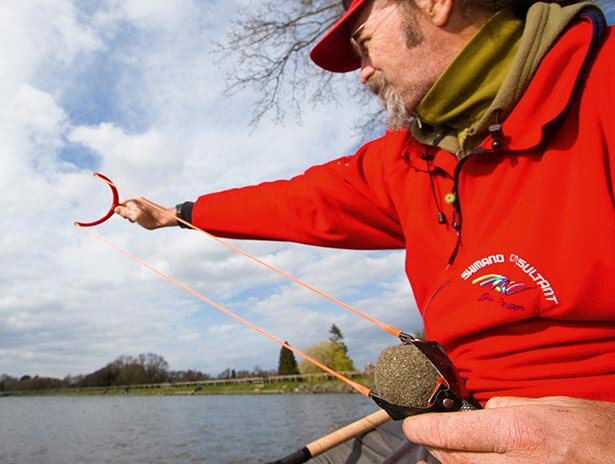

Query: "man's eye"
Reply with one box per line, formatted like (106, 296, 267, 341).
(359, 38, 369, 54)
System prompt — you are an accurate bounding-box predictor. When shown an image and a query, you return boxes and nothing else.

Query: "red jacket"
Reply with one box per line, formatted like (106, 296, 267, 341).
(193, 13, 615, 402)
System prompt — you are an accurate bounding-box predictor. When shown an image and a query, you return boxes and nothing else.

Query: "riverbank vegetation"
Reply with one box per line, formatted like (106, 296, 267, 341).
(1, 325, 375, 396)
(1, 371, 374, 397)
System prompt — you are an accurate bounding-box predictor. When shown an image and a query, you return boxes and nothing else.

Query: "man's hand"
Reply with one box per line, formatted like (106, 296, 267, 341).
(403, 396, 615, 464)
(114, 199, 177, 230)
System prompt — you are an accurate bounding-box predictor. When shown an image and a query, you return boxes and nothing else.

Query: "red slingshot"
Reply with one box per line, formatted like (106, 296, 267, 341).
(74, 172, 119, 227)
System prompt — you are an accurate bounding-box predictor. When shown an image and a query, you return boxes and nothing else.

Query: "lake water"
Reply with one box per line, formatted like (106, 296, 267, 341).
(0, 394, 380, 463)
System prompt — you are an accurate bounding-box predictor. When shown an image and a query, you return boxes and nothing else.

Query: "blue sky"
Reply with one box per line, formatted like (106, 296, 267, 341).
(0, 0, 415, 379)
(1, 1, 613, 380)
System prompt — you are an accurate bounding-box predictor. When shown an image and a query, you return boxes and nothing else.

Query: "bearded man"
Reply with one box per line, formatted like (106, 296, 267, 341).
(117, 0, 615, 462)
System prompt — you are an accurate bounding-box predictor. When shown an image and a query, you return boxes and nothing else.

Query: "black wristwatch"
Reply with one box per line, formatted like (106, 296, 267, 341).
(175, 202, 194, 229)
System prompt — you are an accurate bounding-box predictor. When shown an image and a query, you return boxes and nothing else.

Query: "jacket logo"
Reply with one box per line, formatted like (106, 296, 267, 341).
(472, 274, 533, 295)
(461, 252, 559, 305)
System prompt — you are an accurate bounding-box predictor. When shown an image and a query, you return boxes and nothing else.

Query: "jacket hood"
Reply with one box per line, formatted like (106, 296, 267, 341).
(412, 1, 603, 156)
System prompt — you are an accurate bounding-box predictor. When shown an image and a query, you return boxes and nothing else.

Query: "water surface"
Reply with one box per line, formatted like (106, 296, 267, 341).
(0, 394, 378, 463)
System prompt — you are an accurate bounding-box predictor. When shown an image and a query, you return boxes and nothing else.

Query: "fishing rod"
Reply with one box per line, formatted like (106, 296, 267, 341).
(269, 409, 391, 464)
(77, 172, 480, 424)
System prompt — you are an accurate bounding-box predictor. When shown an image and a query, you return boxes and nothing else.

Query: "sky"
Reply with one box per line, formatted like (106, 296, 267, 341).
(1, 1, 614, 381)
(0, 0, 419, 380)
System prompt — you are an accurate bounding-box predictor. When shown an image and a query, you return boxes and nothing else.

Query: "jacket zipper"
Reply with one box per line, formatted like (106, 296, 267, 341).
(422, 279, 453, 319)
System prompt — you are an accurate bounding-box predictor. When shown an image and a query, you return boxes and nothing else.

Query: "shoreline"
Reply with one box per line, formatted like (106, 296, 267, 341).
(1, 376, 374, 397)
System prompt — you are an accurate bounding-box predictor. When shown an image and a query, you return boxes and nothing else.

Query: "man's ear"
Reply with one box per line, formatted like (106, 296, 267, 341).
(413, 0, 454, 26)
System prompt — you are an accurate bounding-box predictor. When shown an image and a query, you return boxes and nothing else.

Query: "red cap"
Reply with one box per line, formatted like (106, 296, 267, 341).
(309, 0, 370, 73)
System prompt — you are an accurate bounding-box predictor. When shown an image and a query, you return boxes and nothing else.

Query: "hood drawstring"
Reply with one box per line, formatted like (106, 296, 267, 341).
(489, 110, 504, 150)
(423, 129, 449, 225)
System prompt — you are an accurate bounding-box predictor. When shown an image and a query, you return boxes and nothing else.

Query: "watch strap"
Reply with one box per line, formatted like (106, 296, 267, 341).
(175, 202, 194, 229)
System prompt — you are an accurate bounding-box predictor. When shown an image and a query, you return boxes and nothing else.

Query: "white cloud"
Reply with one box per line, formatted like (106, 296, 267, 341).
(68, 123, 178, 188)
(0, 85, 67, 181)
(0, 1, 101, 90)
(0, 0, 413, 381)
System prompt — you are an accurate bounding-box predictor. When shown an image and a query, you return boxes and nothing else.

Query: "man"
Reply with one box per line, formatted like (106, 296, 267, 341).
(116, 0, 615, 462)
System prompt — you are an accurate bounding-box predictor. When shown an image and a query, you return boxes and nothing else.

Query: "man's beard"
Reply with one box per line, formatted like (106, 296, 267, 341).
(366, 74, 411, 131)
(363, 4, 425, 131)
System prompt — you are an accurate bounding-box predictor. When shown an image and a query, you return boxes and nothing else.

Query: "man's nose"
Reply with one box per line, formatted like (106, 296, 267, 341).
(359, 63, 376, 84)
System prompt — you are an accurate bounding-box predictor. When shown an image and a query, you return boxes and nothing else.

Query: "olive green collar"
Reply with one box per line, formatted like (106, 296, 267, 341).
(415, 8, 523, 146)
(411, 2, 595, 156)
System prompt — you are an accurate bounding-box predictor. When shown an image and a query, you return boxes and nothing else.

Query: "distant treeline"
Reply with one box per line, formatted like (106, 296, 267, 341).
(1, 325, 366, 393)
(0, 353, 277, 393)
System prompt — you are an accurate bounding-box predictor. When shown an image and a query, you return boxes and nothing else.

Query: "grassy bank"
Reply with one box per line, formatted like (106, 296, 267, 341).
(4, 374, 375, 397)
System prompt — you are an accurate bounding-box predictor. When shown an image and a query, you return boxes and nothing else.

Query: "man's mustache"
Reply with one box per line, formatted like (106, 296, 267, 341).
(366, 74, 390, 97)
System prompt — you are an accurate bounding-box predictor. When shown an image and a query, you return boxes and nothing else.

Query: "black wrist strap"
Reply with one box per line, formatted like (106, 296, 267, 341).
(175, 202, 194, 229)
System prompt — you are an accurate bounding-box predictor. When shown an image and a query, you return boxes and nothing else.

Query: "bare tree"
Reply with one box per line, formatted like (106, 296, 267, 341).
(212, 0, 377, 127)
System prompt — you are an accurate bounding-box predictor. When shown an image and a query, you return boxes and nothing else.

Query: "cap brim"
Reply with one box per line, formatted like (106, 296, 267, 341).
(309, 0, 369, 73)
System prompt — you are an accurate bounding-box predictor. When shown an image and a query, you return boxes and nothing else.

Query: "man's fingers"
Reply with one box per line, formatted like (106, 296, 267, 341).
(486, 395, 575, 409)
(113, 199, 177, 229)
(403, 412, 479, 451)
(427, 447, 520, 464)
(116, 199, 147, 214)
(114, 203, 138, 222)
(114, 204, 128, 218)
(404, 398, 615, 463)
(485, 396, 535, 409)
(402, 410, 513, 454)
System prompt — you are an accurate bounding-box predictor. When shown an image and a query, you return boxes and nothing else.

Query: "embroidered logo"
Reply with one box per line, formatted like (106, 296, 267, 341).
(509, 254, 558, 304)
(461, 252, 559, 305)
(472, 274, 533, 295)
